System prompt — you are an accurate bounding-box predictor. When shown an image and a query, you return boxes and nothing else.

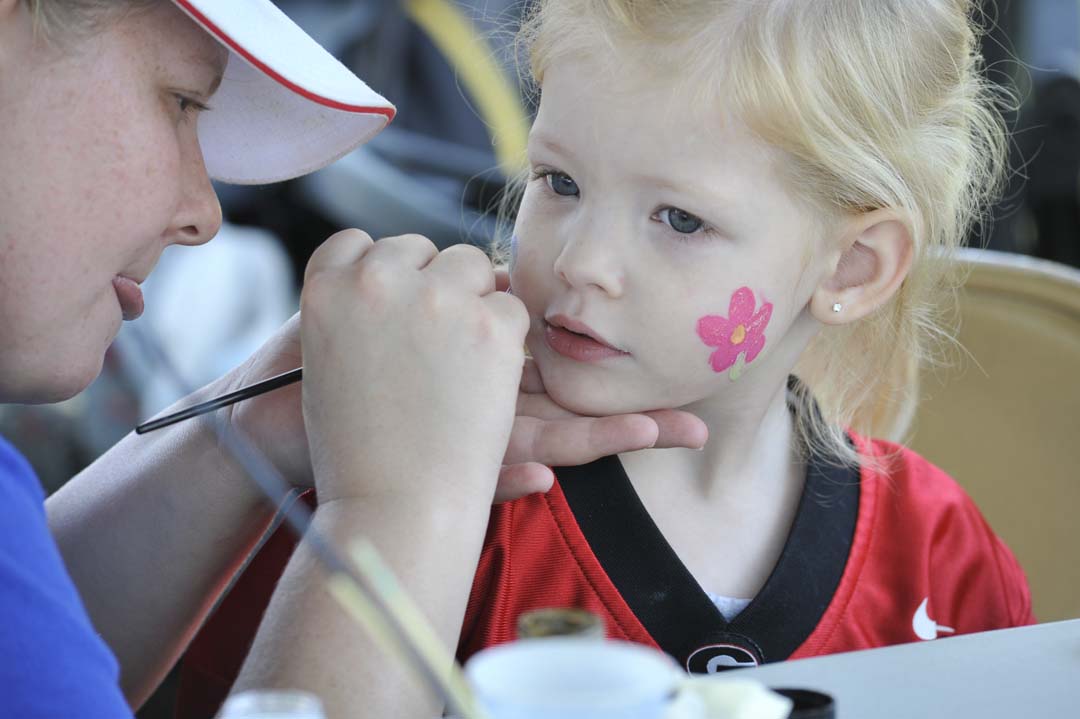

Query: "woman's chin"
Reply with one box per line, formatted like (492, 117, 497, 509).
(5, 356, 103, 405)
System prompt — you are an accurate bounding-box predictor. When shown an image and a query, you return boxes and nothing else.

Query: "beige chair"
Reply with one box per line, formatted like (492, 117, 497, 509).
(909, 248, 1080, 623)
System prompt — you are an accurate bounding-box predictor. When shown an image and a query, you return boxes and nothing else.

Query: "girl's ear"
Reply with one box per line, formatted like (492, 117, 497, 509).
(810, 209, 913, 325)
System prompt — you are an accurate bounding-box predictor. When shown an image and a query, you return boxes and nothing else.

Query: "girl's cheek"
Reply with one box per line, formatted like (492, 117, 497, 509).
(692, 286, 774, 383)
(509, 231, 551, 281)
(507, 243, 545, 312)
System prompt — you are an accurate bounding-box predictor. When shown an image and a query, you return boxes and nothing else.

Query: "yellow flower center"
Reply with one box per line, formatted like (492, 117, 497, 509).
(730, 324, 747, 345)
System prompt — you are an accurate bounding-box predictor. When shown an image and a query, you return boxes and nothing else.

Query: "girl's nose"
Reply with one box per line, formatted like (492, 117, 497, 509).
(552, 230, 625, 298)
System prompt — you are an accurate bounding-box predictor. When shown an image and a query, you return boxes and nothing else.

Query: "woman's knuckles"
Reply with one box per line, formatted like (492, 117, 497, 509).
(486, 292, 530, 339)
(303, 228, 374, 280)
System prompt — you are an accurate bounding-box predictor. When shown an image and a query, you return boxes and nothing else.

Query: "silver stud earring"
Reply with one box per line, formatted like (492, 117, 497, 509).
(832, 302, 843, 313)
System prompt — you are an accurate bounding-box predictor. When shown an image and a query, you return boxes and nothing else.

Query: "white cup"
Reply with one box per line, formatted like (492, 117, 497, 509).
(217, 690, 325, 719)
(464, 638, 681, 719)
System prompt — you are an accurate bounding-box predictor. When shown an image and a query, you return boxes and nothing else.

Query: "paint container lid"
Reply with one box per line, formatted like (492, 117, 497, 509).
(516, 607, 605, 640)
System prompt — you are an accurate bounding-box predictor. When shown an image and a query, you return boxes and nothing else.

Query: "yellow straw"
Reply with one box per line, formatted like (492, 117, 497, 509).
(326, 538, 486, 719)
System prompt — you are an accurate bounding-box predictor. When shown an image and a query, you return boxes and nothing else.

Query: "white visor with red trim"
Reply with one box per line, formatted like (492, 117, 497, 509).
(171, 0, 396, 185)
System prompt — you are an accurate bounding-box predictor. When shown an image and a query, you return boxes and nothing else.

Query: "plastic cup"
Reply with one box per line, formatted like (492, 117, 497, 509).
(464, 638, 680, 719)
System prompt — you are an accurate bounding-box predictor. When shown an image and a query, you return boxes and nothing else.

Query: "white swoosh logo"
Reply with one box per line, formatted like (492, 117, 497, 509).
(912, 597, 955, 641)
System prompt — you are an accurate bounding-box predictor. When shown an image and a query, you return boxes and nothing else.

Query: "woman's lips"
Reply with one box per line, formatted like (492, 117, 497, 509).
(544, 321, 629, 363)
(112, 276, 144, 321)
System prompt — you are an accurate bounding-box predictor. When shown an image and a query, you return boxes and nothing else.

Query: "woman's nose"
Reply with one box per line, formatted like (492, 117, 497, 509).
(167, 131, 223, 247)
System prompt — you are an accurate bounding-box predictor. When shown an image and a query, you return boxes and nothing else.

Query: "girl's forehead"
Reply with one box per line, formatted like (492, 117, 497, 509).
(533, 54, 773, 169)
(529, 53, 824, 241)
(538, 49, 740, 129)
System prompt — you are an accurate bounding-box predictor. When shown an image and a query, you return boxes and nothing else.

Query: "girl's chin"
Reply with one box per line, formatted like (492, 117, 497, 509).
(538, 364, 713, 418)
(541, 374, 657, 418)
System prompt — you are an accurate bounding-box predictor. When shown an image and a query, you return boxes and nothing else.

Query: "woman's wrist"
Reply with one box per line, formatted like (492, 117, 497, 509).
(203, 367, 311, 491)
(309, 443, 504, 510)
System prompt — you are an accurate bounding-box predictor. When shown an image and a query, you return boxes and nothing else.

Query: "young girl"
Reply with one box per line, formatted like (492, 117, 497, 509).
(457, 0, 1035, 670)
(177, 0, 1033, 712)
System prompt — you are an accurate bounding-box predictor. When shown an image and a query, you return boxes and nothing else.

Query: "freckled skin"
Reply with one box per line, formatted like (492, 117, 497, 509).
(0, 3, 227, 403)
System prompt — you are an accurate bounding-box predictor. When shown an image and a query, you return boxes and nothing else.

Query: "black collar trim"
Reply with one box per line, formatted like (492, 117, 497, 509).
(556, 432, 859, 671)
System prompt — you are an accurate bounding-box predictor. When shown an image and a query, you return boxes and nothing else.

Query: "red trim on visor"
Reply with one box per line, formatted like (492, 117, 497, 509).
(174, 0, 397, 122)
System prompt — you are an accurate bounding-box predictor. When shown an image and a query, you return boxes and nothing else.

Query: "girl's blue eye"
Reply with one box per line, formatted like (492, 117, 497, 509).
(658, 207, 705, 234)
(546, 172, 580, 197)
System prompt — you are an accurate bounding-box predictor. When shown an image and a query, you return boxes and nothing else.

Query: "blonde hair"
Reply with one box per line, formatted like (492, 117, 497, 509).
(25, 0, 159, 40)
(512, 0, 1011, 464)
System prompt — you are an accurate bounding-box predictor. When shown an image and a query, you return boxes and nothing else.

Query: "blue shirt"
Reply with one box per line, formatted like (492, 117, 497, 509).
(0, 435, 132, 718)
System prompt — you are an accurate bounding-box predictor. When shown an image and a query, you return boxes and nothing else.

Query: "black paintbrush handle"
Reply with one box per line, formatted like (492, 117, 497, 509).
(135, 367, 303, 434)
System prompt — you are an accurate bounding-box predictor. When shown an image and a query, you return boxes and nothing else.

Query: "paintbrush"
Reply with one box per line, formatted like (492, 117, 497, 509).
(135, 367, 302, 434)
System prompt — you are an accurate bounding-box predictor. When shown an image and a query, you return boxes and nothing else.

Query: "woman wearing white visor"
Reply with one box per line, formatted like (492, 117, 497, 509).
(0, 0, 705, 716)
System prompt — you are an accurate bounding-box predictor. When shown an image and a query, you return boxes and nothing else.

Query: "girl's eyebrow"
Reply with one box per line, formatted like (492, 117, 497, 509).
(632, 171, 743, 235)
(529, 131, 741, 225)
(529, 134, 572, 158)
(633, 171, 738, 210)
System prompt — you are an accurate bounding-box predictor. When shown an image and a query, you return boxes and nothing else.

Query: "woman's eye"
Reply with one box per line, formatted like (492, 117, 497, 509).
(545, 172, 580, 197)
(175, 94, 209, 115)
(659, 207, 705, 234)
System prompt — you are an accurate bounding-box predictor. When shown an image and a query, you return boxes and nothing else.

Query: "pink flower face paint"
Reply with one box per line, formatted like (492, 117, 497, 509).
(697, 287, 773, 381)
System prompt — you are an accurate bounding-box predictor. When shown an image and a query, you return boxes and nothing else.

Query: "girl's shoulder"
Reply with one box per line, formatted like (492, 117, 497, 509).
(846, 433, 1031, 581)
(793, 432, 1035, 658)
(847, 430, 1032, 603)
(848, 432, 978, 510)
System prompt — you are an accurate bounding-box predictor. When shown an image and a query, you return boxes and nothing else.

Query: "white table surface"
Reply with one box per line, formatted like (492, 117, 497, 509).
(735, 619, 1080, 717)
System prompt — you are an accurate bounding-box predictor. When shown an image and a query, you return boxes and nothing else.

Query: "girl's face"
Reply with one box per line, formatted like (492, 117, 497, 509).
(511, 53, 837, 417)
(0, 2, 226, 403)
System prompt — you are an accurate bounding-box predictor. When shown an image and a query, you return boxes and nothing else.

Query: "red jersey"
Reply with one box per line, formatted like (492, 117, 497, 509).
(176, 433, 1034, 718)
(459, 434, 1034, 670)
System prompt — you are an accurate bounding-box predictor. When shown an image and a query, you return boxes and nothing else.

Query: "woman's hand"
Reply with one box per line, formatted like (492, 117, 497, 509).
(217, 313, 310, 485)
(495, 358, 708, 501)
(299, 230, 527, 505)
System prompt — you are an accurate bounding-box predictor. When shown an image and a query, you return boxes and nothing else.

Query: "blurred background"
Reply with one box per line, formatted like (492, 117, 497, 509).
(2, 1, 1079, 716)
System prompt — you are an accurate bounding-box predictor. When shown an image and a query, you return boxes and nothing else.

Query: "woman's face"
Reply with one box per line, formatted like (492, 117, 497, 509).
(0, 1, 226, 403)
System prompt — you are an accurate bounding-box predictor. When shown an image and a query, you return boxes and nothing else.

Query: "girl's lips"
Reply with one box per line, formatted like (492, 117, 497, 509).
(544, 321, 629, 363)
(112, 276, 144, 321)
